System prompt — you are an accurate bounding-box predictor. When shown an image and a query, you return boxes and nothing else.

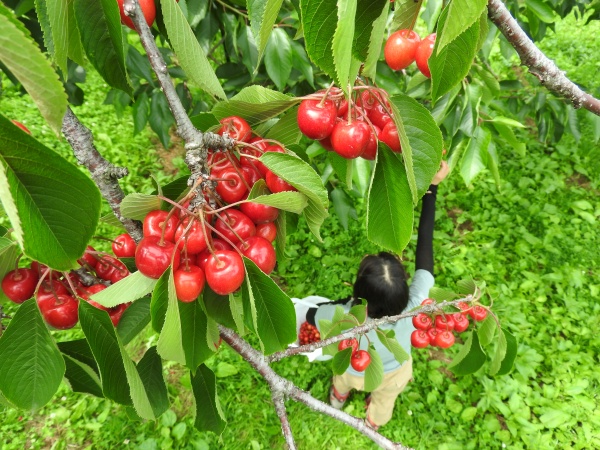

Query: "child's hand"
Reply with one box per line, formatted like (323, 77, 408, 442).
(432, 160, 449, 185)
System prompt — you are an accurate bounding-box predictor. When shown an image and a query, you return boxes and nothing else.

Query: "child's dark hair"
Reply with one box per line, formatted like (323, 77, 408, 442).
(352, 252, 409, 319)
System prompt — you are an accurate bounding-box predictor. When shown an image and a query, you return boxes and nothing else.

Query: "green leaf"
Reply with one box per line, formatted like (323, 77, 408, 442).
(349, 304, 366, 324)
(0, 115, 101, 270)
(246, 180, 308, 214)
(525, 0, 556, 23)
(366, 145, 413, 253)
(460, 127, 490, 186)
(456, 278, 477, 295)
(62, 354, 103, 397)
(117, 297, 152, 345)
(74, 0, 131, 94)
(436, 0, 487, 53)
(247, 0, 285, 62)
(390, 0, 423, 30)
(496, 328, 517, 376)
(352, 0, 386, 62)
(79, 301, 158, 419)
(133, 91, 150, 136)
(477, 316, 496, 347)
(212, 86, 297, 125)
(448, 331, 486, 376)
(150, 268, 170, 333)
(264, 107, 302, 147)
(428, 287, 459, 302)
(264, 28, 292, 91)
(332, 348, 352, 375)
(90, 272, 158, 308)
(488, 325, 506, 376)
(136, 346, 169, 418)
(58, 339, 97, 370)
(260, 152, 328, 241)
(489, 116, 527, 128)
(191, 365, 226, 434)
(332, 0, 358, 91)
(241, 257, 296, 354)
(364, 346, 384, 391)
(120, 193, 162, 220)
(539, 409, 571, 428)
(430, 7, 479, 102)
(156, 269, 186, 364)
(203, 287, 237, 329)
(274, 210, 286, 262)
(491, 122, 526, 156)
(161, 0, 226, 99)
(179, 300, 215, 370)
(300, 0, 337, 81)
(376, 329, 409, 365)
(0, 300, 65, 410)
(41, 0, 80, 75)
(0, 237, 19, 304)
(0, 6, 67, 133)
(362, 0, 389, 79)
(215, 362, 239, 378)
(388, 93, 444, 202)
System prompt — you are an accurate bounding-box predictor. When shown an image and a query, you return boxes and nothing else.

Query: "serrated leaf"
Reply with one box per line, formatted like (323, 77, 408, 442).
(388, 93, 444, 202)
(364, 347, 384, 391)
(428, 287, 459, 302)
(436, 0, 487, 53)
(74, 0, 131, 94)
(264, 107, 302, 147)
(179, 300, 214, 370)
(460, 126, 490, 186)
(62, 354, 103, 397)
(90, 271, 158, 308)
(390, 0, 423, 30)
(0, 116, 101, 270)
(247, 0, 284, 62)
(448, 331, 486, 376)
(362, 0, 389, 79)
(202, 287, 237, 329)
(211, 86, 297, 125)
(274, 210, 286, 261)
(496, 328, 517, 376)
(136, 346, 169, 418)
(332, 348, 352, 375)
(246, 179, 308, 214)
(241, 258, 296, 354)
(120, 193, 162, 220)
(0, 237, 19, 304)
(58, 339, 97, 370)
(161, 0, 226, 99)
(191, 365, 226, 434)
(264, 28, 292, 91)
(333, 0, 358, 91)
(477, 315, 496, 347)
(150, 268, 170, 333)
(376, 329, 409, 365)
(349, 304, 366, 324)
(366, 145, 413, 253)
(430, 7, 479, 102)
(156, 269, 186, 364)
(456, 278, 477, 295)
(300, 0, 337, 81)
(117, 297, 152, 345)
(0, 300, 65, 410)
(260, 152, 328, 241)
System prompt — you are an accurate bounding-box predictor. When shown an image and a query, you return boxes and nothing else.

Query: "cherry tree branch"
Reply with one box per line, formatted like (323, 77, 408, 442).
(268, 295, 478, 363)
(488, 0, 600, 116)
(219, 325, 411, 450)
(272, 391, 296, 450)
(61, 108, 143, 241)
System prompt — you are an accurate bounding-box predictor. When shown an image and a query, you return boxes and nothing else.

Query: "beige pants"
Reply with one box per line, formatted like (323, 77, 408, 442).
(333, 357, 413, 427)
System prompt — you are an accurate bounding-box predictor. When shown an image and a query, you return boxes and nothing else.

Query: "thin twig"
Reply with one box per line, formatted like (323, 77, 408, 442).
(272, 392, 296, 450)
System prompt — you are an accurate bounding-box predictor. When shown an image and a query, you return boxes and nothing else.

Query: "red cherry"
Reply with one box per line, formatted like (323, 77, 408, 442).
(78, 245, 98, 268)
(297, 99, 338, 140)
(384, 29, 421, 71)
(217, 116, 252, 143)
(350, 350, 371, 372)
(173, 265, 206, 302)
(453, 313, 470, 333)
(1, 268, 39, 303)
(180, 253, 198, 268)
(256, 222, 277, 242)
(80, 283, 107, 303)
(174, 219, 209, 255)
(11, 120, 31, 134)
(240, 164, 263, 187)
(330, 120, 370, 159)
(411, 330, 430, 348)
(135, 236, 181, 279)
(378, 122, 401, 153)
(239, 202, 279, 224)
(434, 314, 455, 331)
(469, 305, 488, 322)
(108, 303, 130, 327)
(196, 239, 232, 270)
(95, 256, 121, 281)
(265, 171, 297, 193)
(359, 90, 385, 111)
(426, 328, 439, 347)
(213, 209, 256, 244)
(456, 301, 471, 315)
(412, 313, 433, 330)
(319, 134, 335, 151)
(143, 210, 178, 242)
(336, 98, 349, 118)
(240, 145, 266, 175)
(30, 261, 60, 280)
(108, 260, 130, 284)
(338, 338, 359, 354)
(37, 294, 79, 330)
(204, 250, 245, 295)
(208, 150, 239, 173)
(36, 279, 69, 301)
(116, 0, 156, 30)
(112, 233, 136, 258)
(213, 167, 249, 204)
(435, 330, 455, 349)
(237, 236, 276, 274)
(421, 298, 435, 305)
(415, 33, 436, 78)
(368, 103, 393, 130)
(361, 125, 380, 161)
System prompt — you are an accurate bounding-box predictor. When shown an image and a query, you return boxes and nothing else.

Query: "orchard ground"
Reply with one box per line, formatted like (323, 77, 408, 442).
(2, 13, 600, 450)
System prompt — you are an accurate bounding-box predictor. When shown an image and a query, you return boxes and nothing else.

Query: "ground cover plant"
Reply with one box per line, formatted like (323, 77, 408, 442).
(0, 0, 599, 449)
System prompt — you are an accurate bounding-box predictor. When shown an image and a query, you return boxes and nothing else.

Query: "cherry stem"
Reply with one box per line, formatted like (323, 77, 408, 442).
(202, 219, 244, 260)
(214, 210, 246, 245)
(318, 84, 335, 107)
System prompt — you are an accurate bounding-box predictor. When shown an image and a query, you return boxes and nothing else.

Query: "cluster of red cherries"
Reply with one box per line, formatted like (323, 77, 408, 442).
(384, 29, 437, 78)
(298, 321, 321, 345)
(338, 338, 371, 372)
(297, 86, 401, 160)
(1, 244, 133, 330)
(133, 115, 291, 300)
(411, 298, 488, 349)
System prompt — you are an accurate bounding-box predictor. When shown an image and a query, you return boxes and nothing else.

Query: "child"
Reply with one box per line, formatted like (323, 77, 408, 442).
(304, 161, 449, 430)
